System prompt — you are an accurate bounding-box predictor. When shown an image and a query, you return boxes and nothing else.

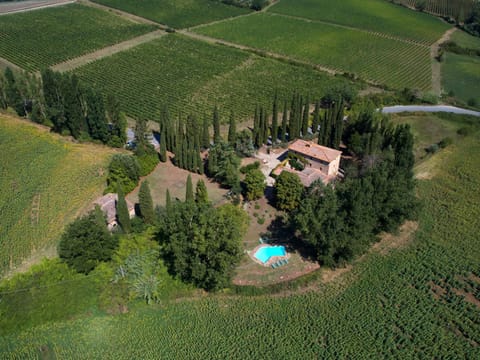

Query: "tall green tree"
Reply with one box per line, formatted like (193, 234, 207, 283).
(85, 88, 108, 143)
(202, 113, 210, 149)
(116, 185, 131, 233)
(165, 189, 172, 211)
(159, 125, 167, 162)
(243, 168, 266, 201)
(195, 179, 209, 204)
(301, 96, 309, 137)
(213, 106, 221, 144)
(185, 174, 194, 203)
(280, 100, 288, 142)
(271, 91, 279, 143)
(312, 101, 320, 134)
(274, 171, 303, 211)
(139, 181, 155, 225)
(106, 94, 126, 146)
(227, 111, 236, 145)
(4, 67, 24, 116)
(59, 210, 118, 274)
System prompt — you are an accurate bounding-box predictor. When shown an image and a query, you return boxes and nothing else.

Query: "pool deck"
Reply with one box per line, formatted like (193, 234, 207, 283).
(248, 244, 290, 267)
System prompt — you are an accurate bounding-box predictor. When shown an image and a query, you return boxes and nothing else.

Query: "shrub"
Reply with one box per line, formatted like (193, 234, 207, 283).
(438, 137, 453, 149)
(240, 161, 260, 174)
(426, 143, 439, 154)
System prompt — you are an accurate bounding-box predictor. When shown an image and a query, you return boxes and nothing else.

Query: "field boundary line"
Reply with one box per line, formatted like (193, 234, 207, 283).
(267, 12, 431, 48)
(431, 27, 457, 95)
(79, 0, 166, 27)
(51, 29, 166, 72)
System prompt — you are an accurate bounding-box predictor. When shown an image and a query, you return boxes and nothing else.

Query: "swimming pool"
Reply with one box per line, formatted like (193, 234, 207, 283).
(254, 245, 286, 264)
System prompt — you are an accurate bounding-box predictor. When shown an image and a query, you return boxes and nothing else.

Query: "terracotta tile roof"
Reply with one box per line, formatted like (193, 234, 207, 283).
(288, 139, 342, 163)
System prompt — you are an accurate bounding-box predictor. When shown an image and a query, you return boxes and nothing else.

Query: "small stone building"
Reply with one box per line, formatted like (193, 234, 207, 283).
(288, 139, 342, 177)
(93, 193, 135, 230)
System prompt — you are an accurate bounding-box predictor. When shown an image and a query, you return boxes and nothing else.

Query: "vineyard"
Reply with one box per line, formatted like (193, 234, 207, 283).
(269, 0, 451, 45)
(91, 0, 251, 28)
(392, 0, 476, 20)
(442, 52, 480, 106)
(1, 113, 479, 357)
(0, 3, 156, 71)
(72, 34, 356, 122)
(195, 13, 433, 90)
(0, 115, 117, 277)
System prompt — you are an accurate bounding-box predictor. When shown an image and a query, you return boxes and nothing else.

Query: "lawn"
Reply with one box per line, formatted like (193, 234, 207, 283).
(195, 13, 432, 90)
(1, 115, 479, 358)
(0, 115, 119, 277)
(269, 0, 450, 45)
(0, 3, 156, 71)
(73, 34, 357, 122)
(450, 30, 480, 51)
(91, 0, 251, 28)
(442, 52, 480, 107)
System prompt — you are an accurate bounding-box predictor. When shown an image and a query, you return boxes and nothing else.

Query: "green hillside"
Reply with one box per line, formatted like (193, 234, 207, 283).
(1, 114, 479, 358)
(0, 115, 117, 276)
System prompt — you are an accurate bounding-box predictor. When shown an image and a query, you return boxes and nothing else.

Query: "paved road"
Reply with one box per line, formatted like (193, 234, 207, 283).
(0, 0, 74, 15)
(382, 105, 480, 117)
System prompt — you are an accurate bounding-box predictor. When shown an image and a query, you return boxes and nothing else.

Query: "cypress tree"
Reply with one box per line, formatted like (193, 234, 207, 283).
(139, 181, 154, 225)
(195, 179, 209, 204)
(4, 67, 24, 116)
(262, 108, 269, 145)
(207, 147, 217, 176)
(289, 93, 297, 140)
(85, 87, 108, 143)
(213, 106, 221, 144)
(271, 91, 279, 144)
(166, 189, 172, 211)
(185, 174, 194, 203)
(301, 95, 309, 137)
(106, 94, 126, 143)
(116, 185, 131, 233)
(253, 105, 260, 148)
(312, 100, 320, 134)
(182, 136, 188, 170)
(160, 125, 167, 162)
(228, 111, 236, 145)
(280, 100, 288, 142)
(202, 113, 210, 149)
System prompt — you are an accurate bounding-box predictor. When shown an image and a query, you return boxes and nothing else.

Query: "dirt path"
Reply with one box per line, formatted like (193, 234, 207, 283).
(51, 29, 166, 72)
(79, 0, 165, 27)
(0, 0, 74, 15)
(431, 27, 457, 95)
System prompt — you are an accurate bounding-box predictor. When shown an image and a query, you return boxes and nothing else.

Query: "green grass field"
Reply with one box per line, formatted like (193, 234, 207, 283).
(450, 30, 480, 51)
(92, 0, 251, 28)
(442, 52, 480, 107)
(0, 115, 118, 277)
(0, 3, 156, 71)
(1, 114, 479, 358)
(73, 34, 357, 122)
(195, 13, 432, 90)
(269, 0, 450, 45)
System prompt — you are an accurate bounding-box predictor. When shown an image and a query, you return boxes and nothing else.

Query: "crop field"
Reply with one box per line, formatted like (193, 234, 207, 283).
(268, 0, 450, 45)
(395, 0, 476, 19)
(91, 0, 251, 29)
(1, 114, 479, 358)
(442, 52, 480, 107)
(195, 13, 433, 90)
(0, 3, 156, 71)
(73, 34, 356, 122)
(450, 30, 480, 51)
(0, 115, 118, 277)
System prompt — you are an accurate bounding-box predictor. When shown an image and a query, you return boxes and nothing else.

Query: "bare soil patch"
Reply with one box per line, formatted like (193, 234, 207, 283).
(372, 221, 419, 255)
(431, 27, 457, 95)
(126, 157, 228, 208)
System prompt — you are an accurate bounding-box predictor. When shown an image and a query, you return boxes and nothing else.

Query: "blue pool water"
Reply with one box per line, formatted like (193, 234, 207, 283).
(254, 246, 286, 264)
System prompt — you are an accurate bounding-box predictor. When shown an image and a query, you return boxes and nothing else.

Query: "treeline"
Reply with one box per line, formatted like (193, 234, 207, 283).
(216, 0, 271, 11)
(0, 67, 127, 147)
(274, 104, 418, 267)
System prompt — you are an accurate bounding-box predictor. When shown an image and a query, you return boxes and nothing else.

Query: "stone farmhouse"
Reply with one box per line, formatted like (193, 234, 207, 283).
(93, 193, 135, 230)
(275, 139, 342, 187)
